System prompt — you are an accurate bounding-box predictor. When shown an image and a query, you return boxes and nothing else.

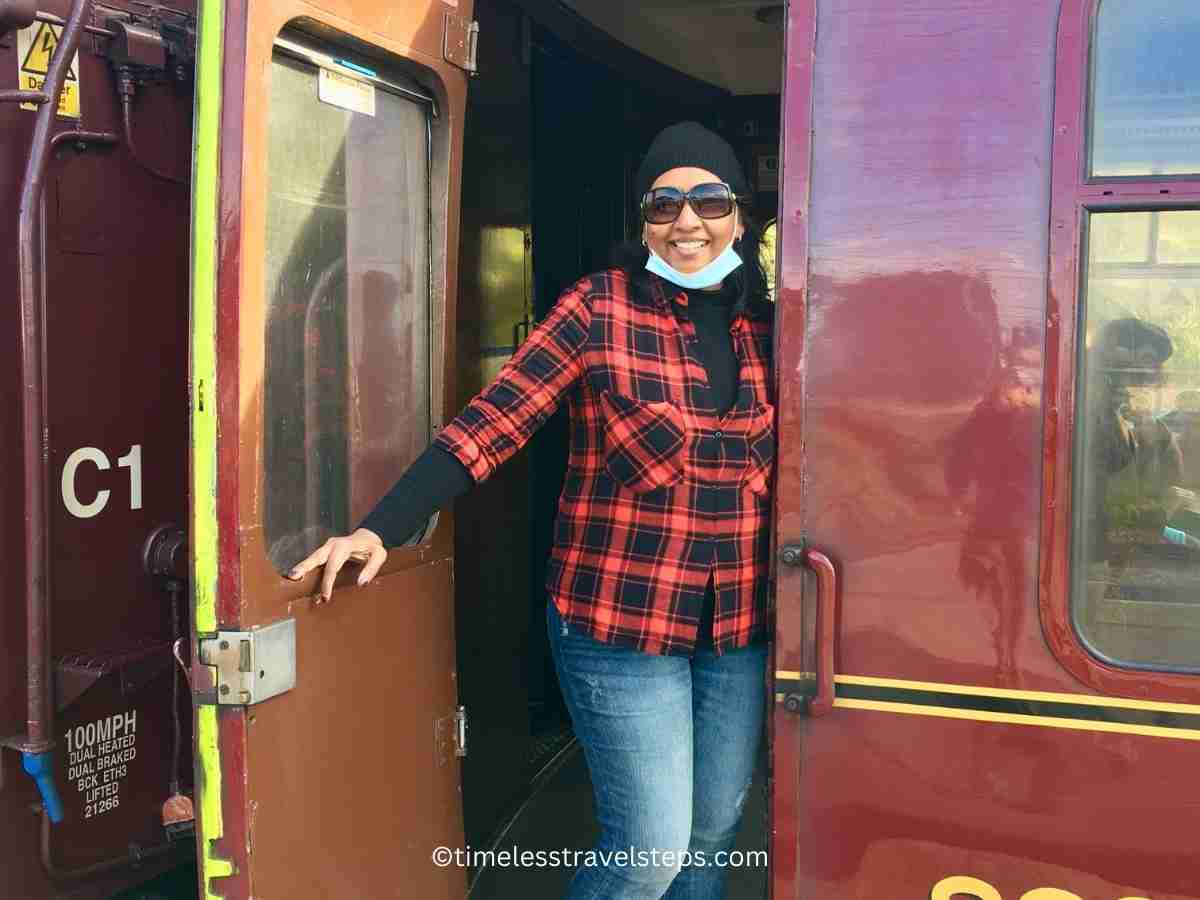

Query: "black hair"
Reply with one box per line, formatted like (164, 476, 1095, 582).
(610, 201, 773, 321)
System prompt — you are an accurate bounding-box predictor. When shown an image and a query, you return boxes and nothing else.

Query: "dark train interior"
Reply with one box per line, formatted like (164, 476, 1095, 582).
(449, 2, 783, 896)
(0, 1, 784, 897)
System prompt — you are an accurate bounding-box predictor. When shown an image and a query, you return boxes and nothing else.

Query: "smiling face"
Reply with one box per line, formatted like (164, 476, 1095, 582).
(643, 166, 743, 276)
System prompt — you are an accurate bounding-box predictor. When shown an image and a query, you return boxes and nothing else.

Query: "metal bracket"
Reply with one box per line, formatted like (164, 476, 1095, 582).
(455, 705, 467, 757)
(779, 541, 807, 567)
(778, 672, 818, 715)
(443, 12, 478, 75)
(198, 618, 296, 706)
(434, 705, 467, 766)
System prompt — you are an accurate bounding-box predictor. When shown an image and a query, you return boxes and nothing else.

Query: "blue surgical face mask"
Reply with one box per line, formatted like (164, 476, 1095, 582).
(645, 233, 743, 290)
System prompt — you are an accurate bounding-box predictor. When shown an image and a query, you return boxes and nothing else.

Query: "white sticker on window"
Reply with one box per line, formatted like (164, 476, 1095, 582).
(318, 68, 375, 117)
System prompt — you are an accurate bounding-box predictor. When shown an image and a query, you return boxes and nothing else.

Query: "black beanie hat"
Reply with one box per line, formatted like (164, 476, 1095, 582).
(634, 121, 751, 203)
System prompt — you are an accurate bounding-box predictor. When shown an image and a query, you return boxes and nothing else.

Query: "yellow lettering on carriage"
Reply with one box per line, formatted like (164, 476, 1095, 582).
(932, 878, 1152, 900)
(931, 875, 1002, 900)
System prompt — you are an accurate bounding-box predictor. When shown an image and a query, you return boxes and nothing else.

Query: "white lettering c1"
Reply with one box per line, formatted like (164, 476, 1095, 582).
(62, 447, 111, 518)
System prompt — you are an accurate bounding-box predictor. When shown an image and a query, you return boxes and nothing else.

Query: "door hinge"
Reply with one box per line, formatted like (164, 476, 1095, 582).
(443, 13, 478, 75)
(197, 618, 296, 706)
(455, 705, 468, 757)
(435, 705, 468, 766)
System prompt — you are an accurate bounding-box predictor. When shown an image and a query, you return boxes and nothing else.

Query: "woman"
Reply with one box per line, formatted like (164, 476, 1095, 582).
(289, 121, 775, 899)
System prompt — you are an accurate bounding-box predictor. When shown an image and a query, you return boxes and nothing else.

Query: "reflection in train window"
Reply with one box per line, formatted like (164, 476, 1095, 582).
(1074, 210, 1200, 671)
(262, 50, 432, 573)
(1089, 0, 1200, 177)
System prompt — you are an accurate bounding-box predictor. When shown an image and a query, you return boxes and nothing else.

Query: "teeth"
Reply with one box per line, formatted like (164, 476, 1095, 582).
(673, 241, 706, 249)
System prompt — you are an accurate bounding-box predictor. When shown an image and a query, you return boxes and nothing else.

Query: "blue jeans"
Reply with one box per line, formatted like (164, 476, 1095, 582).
(547, 600, 767, 900)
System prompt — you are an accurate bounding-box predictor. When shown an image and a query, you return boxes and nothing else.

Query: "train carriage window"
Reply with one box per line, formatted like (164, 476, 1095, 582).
(1074, 210, 1200, 670)
(262, 47, 433, 573)
(1089, 1, 1200, 177)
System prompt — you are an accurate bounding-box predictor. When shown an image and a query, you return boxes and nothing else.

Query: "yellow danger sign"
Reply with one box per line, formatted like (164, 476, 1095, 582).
(16, 22, 81, 118)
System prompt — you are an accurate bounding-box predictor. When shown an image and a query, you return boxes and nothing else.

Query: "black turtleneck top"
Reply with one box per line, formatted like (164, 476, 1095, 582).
(358, 278, 741, 648)
(680, 281, 739, 418)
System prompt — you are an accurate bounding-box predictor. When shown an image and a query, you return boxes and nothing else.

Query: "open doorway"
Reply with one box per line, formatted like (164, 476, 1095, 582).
(451, 2, 784, 895)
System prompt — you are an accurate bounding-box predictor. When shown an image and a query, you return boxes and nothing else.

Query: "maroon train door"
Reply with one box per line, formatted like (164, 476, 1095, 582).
(190, 1, 474, 896)
(772, 2, 1200, 899)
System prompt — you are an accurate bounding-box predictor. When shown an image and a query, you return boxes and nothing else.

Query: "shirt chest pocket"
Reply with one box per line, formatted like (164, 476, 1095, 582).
(694, 402, 776, 496)
(743, 402, 776, 496)
(600, 391, 686, 494)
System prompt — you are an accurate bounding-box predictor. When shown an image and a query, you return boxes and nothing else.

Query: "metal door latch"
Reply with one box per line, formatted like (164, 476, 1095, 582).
(455, 705, 467, 757)
(443, 13, 479, 75)
(198, 618, 296, 706)
(435, 705, 468, 766)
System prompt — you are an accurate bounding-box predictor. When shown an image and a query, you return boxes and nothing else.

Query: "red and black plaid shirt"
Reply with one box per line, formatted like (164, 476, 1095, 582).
(435, 269, 774, 655)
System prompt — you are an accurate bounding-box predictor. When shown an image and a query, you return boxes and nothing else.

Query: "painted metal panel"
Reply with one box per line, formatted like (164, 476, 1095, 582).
(244, 560, 462, 898)
(770, 5, 815, 899)
(1, 0, 196, 894)
(776, 0, 1200, 896)
(190, 0, 471, 896)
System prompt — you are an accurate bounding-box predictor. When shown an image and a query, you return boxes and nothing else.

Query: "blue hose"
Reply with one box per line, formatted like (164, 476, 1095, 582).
(22, 751, 64, 824)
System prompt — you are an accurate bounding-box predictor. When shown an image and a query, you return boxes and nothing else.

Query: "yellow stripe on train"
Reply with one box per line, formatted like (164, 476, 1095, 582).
(772, 671, 1200, 717)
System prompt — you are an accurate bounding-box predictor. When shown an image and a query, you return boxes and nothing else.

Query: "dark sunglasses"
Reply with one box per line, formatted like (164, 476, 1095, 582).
(640, 182, 739, 225)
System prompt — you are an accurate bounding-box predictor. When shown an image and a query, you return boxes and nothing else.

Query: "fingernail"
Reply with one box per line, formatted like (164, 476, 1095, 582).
(356, 574, 367, 586)
(288, 569, 300, 579)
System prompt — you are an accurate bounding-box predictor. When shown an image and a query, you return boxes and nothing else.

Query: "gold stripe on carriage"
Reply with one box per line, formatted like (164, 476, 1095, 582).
(773, 672, 1200, 740)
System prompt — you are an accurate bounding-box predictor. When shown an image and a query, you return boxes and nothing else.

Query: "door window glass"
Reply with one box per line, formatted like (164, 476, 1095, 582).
(1090, 0, 1200, 177)
(263, 50, 432, 572)
(1074, 210, 1200, 670)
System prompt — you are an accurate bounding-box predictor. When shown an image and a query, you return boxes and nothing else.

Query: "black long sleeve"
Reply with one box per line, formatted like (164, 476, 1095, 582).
(358, 445, 473, 548)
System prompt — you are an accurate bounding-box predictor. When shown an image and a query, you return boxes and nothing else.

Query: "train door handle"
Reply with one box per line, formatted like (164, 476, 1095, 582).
(780, 543, 839, 717)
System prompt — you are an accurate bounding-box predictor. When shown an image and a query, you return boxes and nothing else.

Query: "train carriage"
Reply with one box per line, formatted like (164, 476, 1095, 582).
(2, 0, 1200, 898)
